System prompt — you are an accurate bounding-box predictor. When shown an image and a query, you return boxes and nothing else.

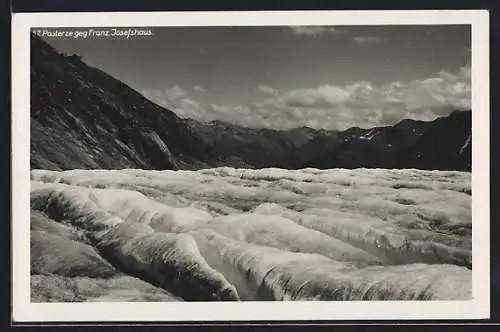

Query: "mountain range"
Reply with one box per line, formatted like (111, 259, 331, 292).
(30, 34, 472, 172)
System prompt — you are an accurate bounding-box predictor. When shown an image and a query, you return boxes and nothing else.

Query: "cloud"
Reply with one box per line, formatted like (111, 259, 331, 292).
(257, 85, 277, 95)
(141, 66, 470, 131)
(141, 86, 206, 120)
(164, 85, 187, 100)
(353, 36, 386, 45)
(280, 85, 351, 108)
(289, 26, 342, 37)
(193, 86, 206, 93)
(231, 66, 469, 130)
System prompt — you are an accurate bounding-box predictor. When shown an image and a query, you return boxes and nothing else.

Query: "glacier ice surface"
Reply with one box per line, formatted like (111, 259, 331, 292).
(30, 167, 472, 301)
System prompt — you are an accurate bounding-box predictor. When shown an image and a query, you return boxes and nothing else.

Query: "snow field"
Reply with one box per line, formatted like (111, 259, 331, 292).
(30, 167, 472, 301)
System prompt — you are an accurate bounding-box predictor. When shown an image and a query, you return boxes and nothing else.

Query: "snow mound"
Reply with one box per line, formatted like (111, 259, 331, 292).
(31, 181, 213, 234)
(253, 203, 471, 268)
(192, 213, 382, 265)
(191, 229, 470, 301)
(31, 210, 84, 241)
(95, 223, 240, 301)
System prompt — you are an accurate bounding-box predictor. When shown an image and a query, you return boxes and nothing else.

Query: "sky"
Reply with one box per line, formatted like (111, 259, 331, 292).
(41, 25, 471, 131)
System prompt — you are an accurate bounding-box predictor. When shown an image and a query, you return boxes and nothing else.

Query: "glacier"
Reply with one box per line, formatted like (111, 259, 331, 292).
(30, 167, 472, 302)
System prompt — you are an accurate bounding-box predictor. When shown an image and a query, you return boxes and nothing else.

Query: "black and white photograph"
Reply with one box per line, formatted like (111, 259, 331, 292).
(12, 10, 490, 322)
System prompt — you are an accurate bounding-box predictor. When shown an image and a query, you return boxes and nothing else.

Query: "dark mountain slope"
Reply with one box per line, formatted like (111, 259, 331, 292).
(396, 111, 472, 170)
(184, 119, 323, 169)
(303, 111, 471, 171)
(30, 34, 472, 172)
(31, 35, 215, 171)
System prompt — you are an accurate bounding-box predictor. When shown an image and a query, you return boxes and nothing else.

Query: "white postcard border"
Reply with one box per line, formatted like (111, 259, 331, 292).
(11, 10, 490, 322)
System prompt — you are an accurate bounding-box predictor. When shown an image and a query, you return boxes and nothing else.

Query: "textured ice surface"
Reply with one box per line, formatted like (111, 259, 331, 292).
(30, 167, 472, 301)
(31, 274, 180, 302)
